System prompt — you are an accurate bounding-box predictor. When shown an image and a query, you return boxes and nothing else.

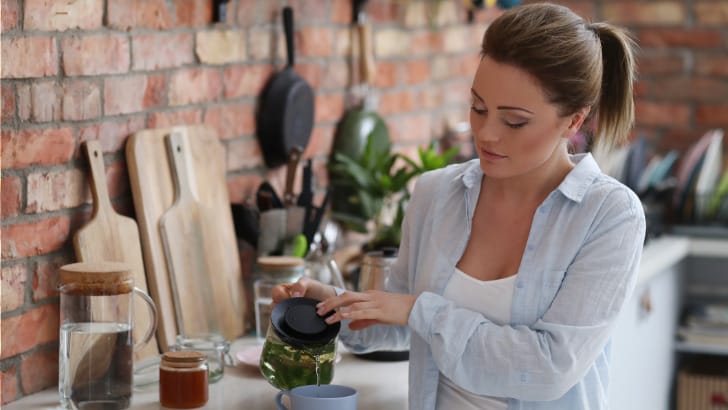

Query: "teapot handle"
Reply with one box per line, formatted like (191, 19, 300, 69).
(275, 390, 291, 410)
(133, 287, 158, 353)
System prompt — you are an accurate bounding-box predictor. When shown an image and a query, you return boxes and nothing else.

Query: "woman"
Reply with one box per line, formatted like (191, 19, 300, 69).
(273, 3, 646, 409)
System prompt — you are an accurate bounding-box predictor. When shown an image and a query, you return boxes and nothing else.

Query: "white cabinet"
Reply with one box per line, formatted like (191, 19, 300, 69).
(609, 256, 682, 410)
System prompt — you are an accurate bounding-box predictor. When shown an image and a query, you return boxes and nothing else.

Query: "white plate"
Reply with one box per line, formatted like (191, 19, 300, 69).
(236, 345, 263, 367)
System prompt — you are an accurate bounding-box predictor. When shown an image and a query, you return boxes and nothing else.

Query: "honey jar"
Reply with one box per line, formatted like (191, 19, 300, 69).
(159, 350, 209, 408)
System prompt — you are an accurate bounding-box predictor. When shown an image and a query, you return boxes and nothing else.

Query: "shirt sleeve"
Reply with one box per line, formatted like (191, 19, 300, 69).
(408, 186, 646, 401)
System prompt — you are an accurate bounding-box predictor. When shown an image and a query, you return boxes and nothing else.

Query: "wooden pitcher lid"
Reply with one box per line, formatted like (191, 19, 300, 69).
(59, 261, 133, 294)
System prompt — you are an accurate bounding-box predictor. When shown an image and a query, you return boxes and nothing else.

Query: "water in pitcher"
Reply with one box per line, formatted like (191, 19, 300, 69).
(59, 322, 133, 410)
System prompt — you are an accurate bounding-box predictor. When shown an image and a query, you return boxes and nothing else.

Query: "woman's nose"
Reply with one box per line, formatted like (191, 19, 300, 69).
(473, 119, 500, 143)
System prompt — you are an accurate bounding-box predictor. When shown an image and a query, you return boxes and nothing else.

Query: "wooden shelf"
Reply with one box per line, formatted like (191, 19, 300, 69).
(675, 340, 728, 356)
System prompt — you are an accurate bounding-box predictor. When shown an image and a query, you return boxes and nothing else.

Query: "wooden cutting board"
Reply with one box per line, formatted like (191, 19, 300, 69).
(126, 125, 245, 348)
(73, 140, 159, 362)
(159, 130, 220, 337)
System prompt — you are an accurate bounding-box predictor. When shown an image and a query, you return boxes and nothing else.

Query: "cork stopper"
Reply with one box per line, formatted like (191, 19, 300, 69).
(162, 350, 207, 369)
(59, 261, 134, 295)
(257, 256, 304, 269)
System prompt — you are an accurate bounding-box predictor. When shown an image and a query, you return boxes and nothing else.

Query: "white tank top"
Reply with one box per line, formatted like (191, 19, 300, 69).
(436, 268, 517, 410)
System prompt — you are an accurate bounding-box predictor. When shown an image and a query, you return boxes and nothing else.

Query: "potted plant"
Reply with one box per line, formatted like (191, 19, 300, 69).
(329, 136, 458, 251)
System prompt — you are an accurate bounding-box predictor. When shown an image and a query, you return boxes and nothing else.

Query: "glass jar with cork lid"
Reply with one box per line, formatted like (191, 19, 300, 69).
(254, 256, 305, 341)
(159, 350, 209, 409)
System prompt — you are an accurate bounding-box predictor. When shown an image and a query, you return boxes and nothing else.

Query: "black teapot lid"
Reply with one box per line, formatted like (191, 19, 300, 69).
(271, 297, 340, 349)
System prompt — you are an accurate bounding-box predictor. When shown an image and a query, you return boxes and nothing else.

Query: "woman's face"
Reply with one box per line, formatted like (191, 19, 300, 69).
(469, 56, 586, 179)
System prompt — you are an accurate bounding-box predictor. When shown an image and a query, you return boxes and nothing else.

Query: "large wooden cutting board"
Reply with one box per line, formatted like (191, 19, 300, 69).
(73, 140, 159, 362)
(126, 125, 245, 348)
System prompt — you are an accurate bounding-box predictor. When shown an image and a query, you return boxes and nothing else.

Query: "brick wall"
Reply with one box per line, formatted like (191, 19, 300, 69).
(1, 0, 726, 404)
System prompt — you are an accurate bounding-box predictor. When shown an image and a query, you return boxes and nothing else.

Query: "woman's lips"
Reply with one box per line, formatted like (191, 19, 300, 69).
(480, 148, 507, 160)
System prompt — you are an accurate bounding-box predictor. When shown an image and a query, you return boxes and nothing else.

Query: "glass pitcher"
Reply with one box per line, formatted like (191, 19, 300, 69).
(58, 261, 158, 410)
(260, 297, 340, 390)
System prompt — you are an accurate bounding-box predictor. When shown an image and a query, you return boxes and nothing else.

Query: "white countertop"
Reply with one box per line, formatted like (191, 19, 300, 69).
(4, 338, 409, 410)
(7, 235, 727, 410)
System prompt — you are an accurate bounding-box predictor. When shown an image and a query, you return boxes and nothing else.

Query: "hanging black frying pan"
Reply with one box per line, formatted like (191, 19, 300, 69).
(256, 6, 315, 169)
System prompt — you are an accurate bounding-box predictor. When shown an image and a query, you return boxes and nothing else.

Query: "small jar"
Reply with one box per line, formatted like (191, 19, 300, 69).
(159, 351, 209, 409)
(254, 256, 306, 340)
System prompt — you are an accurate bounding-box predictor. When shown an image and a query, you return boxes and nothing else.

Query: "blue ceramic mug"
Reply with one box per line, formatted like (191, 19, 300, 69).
(275, 384, 357, 410)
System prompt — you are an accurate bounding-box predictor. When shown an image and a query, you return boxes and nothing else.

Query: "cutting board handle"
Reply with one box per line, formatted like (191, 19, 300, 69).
(166, 130, 199, 203)
(83, 140, 115, 215)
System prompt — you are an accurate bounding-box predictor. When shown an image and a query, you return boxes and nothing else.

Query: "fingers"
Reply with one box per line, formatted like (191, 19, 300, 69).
(316, 291, 369, 316)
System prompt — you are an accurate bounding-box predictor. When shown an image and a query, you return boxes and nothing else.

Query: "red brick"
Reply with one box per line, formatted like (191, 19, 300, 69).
(634, 80, 649, 99)
(148, 109, 203, 128)
(603, 2, 685, 25)
(174, 0, 212, 28)
(379, 90, 416, 115)
(226, 173, 263, 204)
(2, 0, 19, 32)
(20, 348, 59, 396)
(638, 28, 722, 48)
(303, 125, 335, 159)
(659, 129, 714, 154)
(638, 53, 685, 75)
(169, 69, 222, 106)
(442, 81, 470, 106)
(105, 160, 131, 200)
(2, 217, 70, 260)
(695, 54, 728, 76)
(24, 0, 103, 31)
(696, 104, 728, 127)
(368, 0, 401, 23)
(16, 83, 29, 120)
(1, 174, 21, 218)
(248, 29, 286, 62)
(107, 0, 172, 30)
(290, 0, 330, 23)
(236, 0, 279, 26)
(226, 137, 263, 171)
(2, 82, 15, 124)
(695, 2, 728, 25)
(389, 113, 432, 145)
(0, 304, 59, 359)
(132, 33, 194, 71)
(332, 0, 353, 24)
(62, 80, 101, 121)
(235, 0, 257, 26)
(651, 77, 728, 102)
(33, 254, 71, 302)
(203, 102, 255, 140)
(1, 263, 26, 311)
(104, 75, 165, 115)
(297, 27, 334, 58)
(442, 26, 470, 54)
(411, 31, 443, 56)
(405, 59, 430, 85)
(416, 87, 444, 110)
(62, 34, 130, 76)
(1, 36, 58, 78)
(26, 168, 88, 213)
(223, 65, 273, 99)
(79, 115, 146, 153)
(2, 127, 75, 169)
(634, 101, 690, 128)
(320, 61, 349, 91)
(374, 62, 399, 88)
(314, 93, 344, 123)
(294, 63, 323, 89)
(1, 364, 18, 405)
(29, 81, 61, 122)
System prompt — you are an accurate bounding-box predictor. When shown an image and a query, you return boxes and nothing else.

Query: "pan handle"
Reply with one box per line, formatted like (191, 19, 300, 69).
(358, 21, 375, 86)
(283, 6, 295, 68)
(284, 147, 303, 206)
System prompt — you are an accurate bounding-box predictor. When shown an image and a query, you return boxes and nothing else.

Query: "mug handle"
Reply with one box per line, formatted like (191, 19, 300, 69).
(133, 287, 158, 352)
(275, 390, 291, 410)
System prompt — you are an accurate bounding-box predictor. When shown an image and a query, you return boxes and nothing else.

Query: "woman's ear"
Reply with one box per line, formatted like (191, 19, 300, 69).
(565, 107, 591, 138)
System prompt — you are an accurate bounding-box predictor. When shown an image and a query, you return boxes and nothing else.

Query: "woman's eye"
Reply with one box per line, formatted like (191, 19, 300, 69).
(506, 122, 527, 129)
(470, 106, 487, 115)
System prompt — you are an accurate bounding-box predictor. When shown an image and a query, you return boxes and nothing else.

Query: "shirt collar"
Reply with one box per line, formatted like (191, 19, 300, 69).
(455, 153, 602, 203)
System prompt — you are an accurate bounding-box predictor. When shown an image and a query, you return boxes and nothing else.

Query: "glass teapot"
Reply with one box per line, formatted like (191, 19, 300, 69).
(259, 297, 340, 390)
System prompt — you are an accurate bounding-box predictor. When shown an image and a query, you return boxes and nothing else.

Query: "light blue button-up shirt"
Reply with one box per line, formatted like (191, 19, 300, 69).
(337, 153, 646, 410)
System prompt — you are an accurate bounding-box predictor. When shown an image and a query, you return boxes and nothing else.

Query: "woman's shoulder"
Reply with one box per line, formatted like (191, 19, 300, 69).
(416, 159, 479, 191)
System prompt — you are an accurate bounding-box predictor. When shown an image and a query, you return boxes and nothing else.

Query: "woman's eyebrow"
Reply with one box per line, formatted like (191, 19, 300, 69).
(471, 89, 534, 114)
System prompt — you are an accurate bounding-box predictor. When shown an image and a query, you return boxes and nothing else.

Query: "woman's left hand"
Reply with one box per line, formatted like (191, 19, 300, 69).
(316, 291, 417, 330)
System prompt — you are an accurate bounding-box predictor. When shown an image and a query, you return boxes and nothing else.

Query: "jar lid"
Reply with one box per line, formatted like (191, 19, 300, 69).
(162, 350, 207, 365)
(59, 261, 133, 295)
(271, 297, 340, 349)
(257, 256, 305, 270)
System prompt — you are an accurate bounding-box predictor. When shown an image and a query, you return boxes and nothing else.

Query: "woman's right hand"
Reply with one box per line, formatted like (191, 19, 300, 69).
(271, 276, 337, 304)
